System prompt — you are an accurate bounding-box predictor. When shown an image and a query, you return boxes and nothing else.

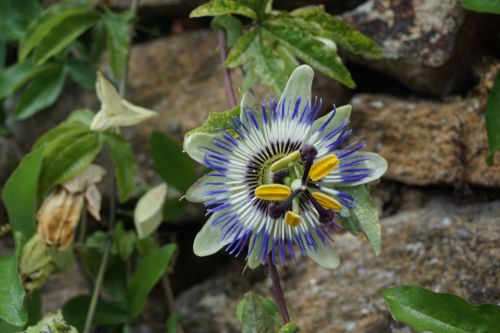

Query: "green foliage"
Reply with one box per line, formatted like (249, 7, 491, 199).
(0, 253, 27, 327)
(63, 295, 128, 331)
(0, 60, 53, 100)
(111, 222, 138, 261)
(101, 132, 137, 203)
(382, 285, 500, 333)
(40, 131, 103, 194)
(236, 292, 299, 333)
(2, 147, 44, 239)
(126, 243, 177, 318)
(338, 185, 381, 255)
(166, 315, 181, 333)
(211, 15, 242, 47)
(66, 59, 97, 90)
(15, 65, 67, 120)
(191, 1, 380, 92)
(19, 3, 99, 64)
(104, 11, 133, 80)
(456, 0, 500, 14)
(150, 131, 197, 193)
(0, 0, 42, 42)
(486, 71, 500, 165)
(184, 105, 240, 138)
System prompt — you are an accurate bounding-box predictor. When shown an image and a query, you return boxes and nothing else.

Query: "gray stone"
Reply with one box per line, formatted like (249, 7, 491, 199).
(342, 0, 500, 95)
(176, 196, 500, 333)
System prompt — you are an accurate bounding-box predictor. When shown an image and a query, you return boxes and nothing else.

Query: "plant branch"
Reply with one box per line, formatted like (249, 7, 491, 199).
(267, 253, 290, 324)
(82, 1, 139, 332)
(217, 29, 237, 108)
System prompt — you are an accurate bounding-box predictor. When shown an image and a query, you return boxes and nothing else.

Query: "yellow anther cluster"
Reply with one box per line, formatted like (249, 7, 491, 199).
(255, 184, 291, 201)
(311, 192, 342, 211)
(285, 211, 302, 227)
(309, 154, 339, 181)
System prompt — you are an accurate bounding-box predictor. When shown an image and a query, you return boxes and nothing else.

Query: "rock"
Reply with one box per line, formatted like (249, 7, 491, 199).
(348, 87, 500, 187)
(176, 196, 500, 333)
(342, 0, 500, 96)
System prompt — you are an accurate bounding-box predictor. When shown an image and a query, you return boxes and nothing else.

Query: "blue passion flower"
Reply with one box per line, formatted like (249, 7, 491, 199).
(184, 65, 387, 269)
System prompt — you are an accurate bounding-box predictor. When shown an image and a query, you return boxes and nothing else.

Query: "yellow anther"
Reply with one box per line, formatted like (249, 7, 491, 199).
(309, 154, 339, 181)
(255, 184, 291, 201)
(311, 192, 342, 212)
(285, 211, 302, 227)
(271, 150, 300, 172)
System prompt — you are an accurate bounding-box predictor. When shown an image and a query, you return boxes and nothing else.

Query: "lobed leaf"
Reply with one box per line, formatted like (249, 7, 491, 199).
(211, 15, 242, 47)
(486, 71, 500, 165)
(382, 285, 500, 333)
(100, 132, 136, 203)
(237, 292, 281, 333)
(184, 105, 240, 138)
(190, 0, 256, 20)
(15, 64, 67, 120)
(263, 17, 355, 88)
(291, 6, 382, 58)
(126, 243, 177, 318)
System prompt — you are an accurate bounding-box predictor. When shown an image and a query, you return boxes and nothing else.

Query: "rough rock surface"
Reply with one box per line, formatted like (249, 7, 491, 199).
(176, 196, 500, 333)
(342, 0, 499, 95)
(349, 92, 500, 187)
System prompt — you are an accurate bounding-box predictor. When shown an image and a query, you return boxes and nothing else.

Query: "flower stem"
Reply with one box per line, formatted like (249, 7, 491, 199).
(217, 28, 237, 108)
(82, 1, 139, 332)
(267, 253, 290, 324)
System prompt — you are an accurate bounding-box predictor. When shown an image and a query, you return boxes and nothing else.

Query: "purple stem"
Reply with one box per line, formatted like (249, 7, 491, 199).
(267, 253, 291, 324)
(217, 28, 237, 108)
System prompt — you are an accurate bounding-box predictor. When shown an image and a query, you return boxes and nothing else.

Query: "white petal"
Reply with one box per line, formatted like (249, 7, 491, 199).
(183, 132, 220, 165)
(247, 232, 266, 269)
(95, 71, 122, 115)
(62, 164, 106, 193)
(327, 152, 388, 187)
(307, 244, 340, 269)
(134, 183, 167, 239)
(185, 175, 231, 203)
(193, 213, 233, 256)
(278, 65, 314, 113)
(310, 104, 352, 137)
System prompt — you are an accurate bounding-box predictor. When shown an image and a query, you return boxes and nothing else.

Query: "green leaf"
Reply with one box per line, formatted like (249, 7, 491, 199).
(279, 323, 300, 333)
(237, 292, 281, 333)
(166, 315, 181, 333)
(291, 6, 381, 58)
(211, 15, 242, 47)
(0, 39, 6, 68)
(32, 10, 100, 66)
(134, 183, 167, 239)
(67, 59, 97, 90)
(0, 254, 27, 326)
(338, 185, 381, 255)
(0, 0, 42, 42)
(150, 131, 196, 193)
(2, 146, 44, 239)
(103, 11, 132, 80)
(62, 295, 128, 331)
(111, 222, 137, 260)
(126, 243, 177, 318)
(90, 21, 107, 62)
(486, 71, 500, 165)
(184, 105, 240, 138)
(456, 0, 500, 14)
(190, 0, 256, 20)
(163, 198, 187, 220)
(66, 109, 95, 127)
(15, 65, 67, 120)
(382, 285, 500, 333)
(33, 120, 90, 153)
(19, 3, 99, 63)
(100, 132, 136, 203)
(263, 17, 355, 88)
(0, 60, 52, 100)
(40, 131, 103, 194)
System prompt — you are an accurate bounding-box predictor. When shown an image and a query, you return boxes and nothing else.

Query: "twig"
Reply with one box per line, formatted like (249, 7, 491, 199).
(82, 1, 139, 332)
(217, 29, 237, 108)
(267, 253, 290, 324)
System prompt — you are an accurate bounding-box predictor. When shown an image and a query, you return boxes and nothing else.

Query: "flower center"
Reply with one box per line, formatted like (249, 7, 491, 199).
(254, 144, 342, 226)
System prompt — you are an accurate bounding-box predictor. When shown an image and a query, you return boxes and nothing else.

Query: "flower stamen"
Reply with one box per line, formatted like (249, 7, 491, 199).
(310, 191, 342, 212)
(285, 211, 302, 227)
(309, 154, 339, 181)
(255, 184, 291, 201)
